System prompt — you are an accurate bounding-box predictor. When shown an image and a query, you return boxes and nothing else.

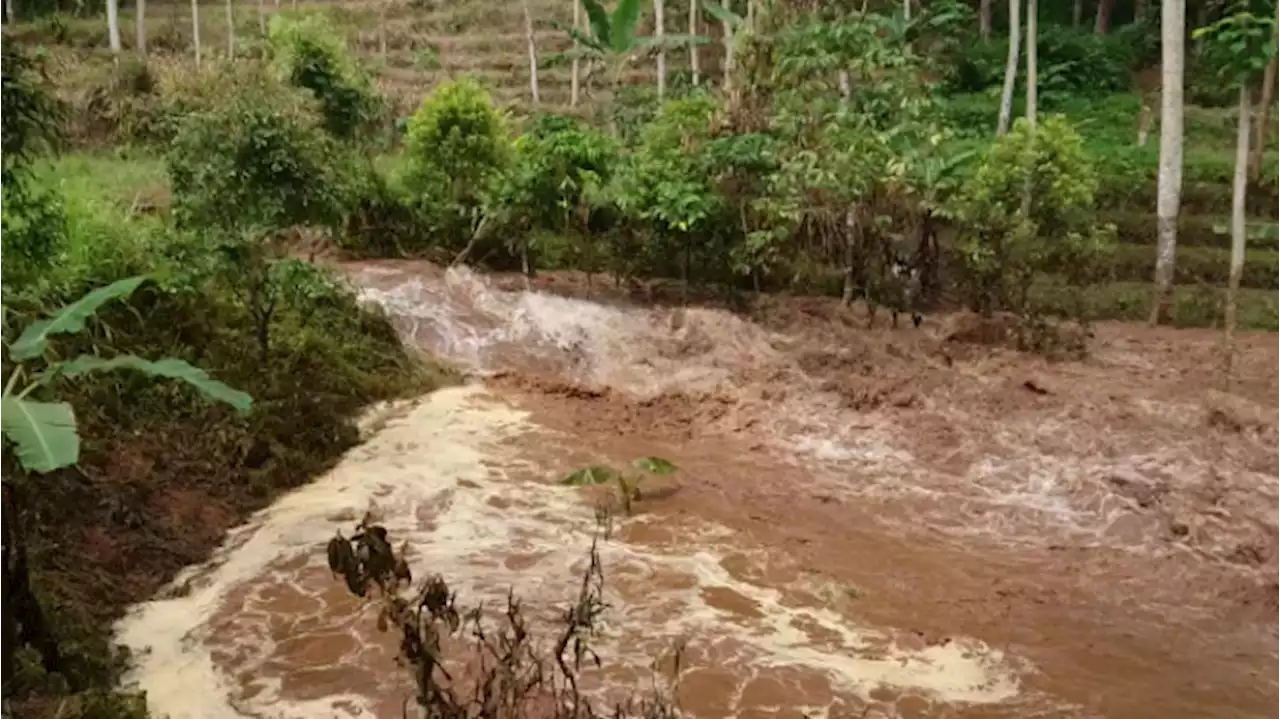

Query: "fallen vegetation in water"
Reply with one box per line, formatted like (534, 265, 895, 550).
(328, 514, 683, 717)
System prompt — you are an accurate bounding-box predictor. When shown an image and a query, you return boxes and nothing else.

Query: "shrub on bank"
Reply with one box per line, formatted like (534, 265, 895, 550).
(167, 65, 349, 234)
(402, 77, 511, 247)
(268, 13, 383, 141)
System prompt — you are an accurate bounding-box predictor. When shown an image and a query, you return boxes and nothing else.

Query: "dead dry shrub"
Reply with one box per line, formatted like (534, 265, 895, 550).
(328, 515, 682, 718)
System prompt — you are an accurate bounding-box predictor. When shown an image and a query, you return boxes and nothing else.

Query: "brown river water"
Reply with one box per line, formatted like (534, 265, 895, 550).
(115, 261, 1279, 719)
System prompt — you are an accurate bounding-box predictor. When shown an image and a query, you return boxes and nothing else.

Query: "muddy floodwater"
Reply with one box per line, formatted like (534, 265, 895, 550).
(115, 262, 1279, 719)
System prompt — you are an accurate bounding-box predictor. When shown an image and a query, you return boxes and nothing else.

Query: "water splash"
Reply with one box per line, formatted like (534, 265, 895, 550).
(116, 387, 1028, 719)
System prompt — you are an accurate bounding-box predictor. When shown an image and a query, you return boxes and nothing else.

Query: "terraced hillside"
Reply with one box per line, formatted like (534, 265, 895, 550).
(16, 0, 720, 118)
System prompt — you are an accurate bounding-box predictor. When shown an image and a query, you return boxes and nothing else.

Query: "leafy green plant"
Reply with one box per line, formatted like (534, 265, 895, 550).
(1, 44, 67, 297)
(950, 115, 1113, 349)
(482, 114, 618, 277)
(402, 77, 511, 245)
(552, 0, 708, 96)
(167, 66, 348, 235)
(611, 92, 724, 293)
(560, 456, 677, 515)
(268, 14, 384, 140)
(1, 183, 67, 295)
(2, 276, 252, 474)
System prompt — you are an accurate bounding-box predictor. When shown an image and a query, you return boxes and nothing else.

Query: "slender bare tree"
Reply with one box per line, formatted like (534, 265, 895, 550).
(136, 0, 147, 55)
(1250, 27, 1277, 181)
(654, 0, 666, 100)
(571, 0, 582, 106)
(1223, 80, 1250, 375)
(1094, 0, 1113, 33)
(5, 0, 16, 24)
(106, 0, 122, 57)
(225, 0, 235, 57)
(1072, 0, 1083, 26)
(689, 0, 699, 85)
(1026, 0, 1036, 130)
(979, 0, 992, 40)
(997, 0, 1021, 135)
(721, 14, 736, 100)
(523, 0, 540, 104)
(192, 0, 203, 66)
(903, 0, 910, 21)
(258, 0, 266, 35)
(1150, 0, 1185, 324)
(378, 0, 387, 56)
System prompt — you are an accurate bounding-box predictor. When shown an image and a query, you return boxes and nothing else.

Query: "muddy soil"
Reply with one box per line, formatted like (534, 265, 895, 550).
(117, 261, 1278, 719)
(464, 267, 1280, 719)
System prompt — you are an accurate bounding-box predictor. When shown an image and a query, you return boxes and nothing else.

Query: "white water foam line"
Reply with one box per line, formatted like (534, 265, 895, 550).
(115, 386, 1027, 719)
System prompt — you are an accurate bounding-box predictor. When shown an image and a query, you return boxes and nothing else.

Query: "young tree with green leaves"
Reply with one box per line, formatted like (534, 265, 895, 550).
(1193, 7, 1278, 380)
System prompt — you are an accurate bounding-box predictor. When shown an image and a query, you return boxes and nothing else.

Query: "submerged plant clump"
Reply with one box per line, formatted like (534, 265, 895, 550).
(327, 513, 683, 717)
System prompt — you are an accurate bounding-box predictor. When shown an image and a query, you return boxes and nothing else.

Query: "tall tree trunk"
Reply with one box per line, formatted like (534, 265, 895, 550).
(979, 0, 992, 40)
(1150, 0, 1184, 325)
(192, 0, 202, 66)
(5, 0, 15, 24)
(1223, 83, 1250, 380)
(571, 0, 581, 106)
(136, 0, 147, 55)
(1021, 0, 1037, 215)
(654, 0, 666, 100)
(523, 0, 539, 104)
(1072, 0, 1082, 26)
(1249, 25, 1278, 181)
(106, 0, 122, 56)
(996, 0, 1020, 135)
(1094, 0, 1113, 34)
(722, 20, 735, 100)
(378, 0, 387, 55)
(1026, 0, 1036, 129)
(225, 0, 234, 57)
(903, 0, 910, 21)
(257, 0, 265, 35)
(688, 0, 699, 85)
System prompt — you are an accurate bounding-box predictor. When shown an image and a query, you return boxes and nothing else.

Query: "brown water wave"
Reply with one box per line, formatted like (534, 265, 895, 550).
(113, 261, 1278, 719)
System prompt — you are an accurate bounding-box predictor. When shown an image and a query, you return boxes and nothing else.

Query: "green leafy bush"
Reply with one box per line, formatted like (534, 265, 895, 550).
(950, 115, 1114, 337)
(1, 44, 68, 299)
(268, 13, 383, 140)
(166, 66, 347, 234)
(484, 114, 618, 270)
(1, 184, 68, 292)
(402, 77, 511, 243)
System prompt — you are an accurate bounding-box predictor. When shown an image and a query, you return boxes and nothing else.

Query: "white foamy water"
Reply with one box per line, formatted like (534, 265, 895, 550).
(116, 386, 1029, 718)
(351, 265, 1272, 554)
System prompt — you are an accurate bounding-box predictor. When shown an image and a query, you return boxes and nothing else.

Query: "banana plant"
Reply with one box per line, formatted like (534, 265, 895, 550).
(551, 0, 709, 91)
(2, 275, 253, 474)
(560, 455, 677, 515)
